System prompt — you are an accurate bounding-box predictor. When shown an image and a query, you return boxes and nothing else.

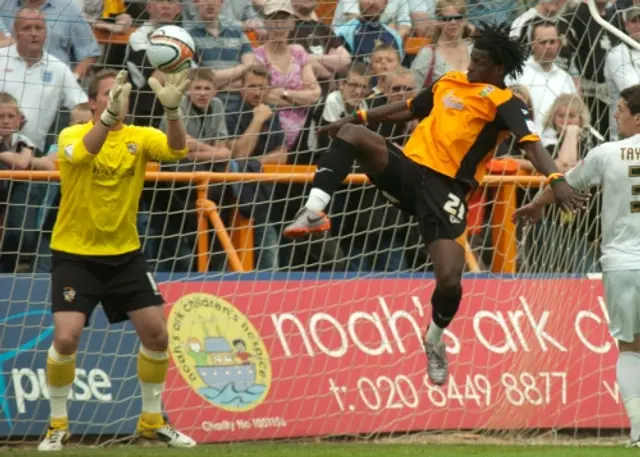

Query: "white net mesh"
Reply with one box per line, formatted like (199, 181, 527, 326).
(0, 0, 635, 447)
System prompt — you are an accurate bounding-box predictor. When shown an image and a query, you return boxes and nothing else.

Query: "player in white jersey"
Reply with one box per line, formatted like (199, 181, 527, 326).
(515, 84, 640, 447)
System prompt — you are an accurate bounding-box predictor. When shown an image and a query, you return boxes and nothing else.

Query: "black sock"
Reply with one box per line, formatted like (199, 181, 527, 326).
(312, 137, 358, 195)
(431, 285, 462, 329)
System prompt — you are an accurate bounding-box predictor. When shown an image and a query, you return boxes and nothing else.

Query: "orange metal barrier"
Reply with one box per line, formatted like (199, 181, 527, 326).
(1, 160, 544, 274)
(94, 28, 132, 46)
(405, 37, 430, 55)
(317, 0, 337, 25)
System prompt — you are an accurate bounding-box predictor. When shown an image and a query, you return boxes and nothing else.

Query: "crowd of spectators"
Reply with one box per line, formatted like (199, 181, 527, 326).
(0, 0, 637, 274)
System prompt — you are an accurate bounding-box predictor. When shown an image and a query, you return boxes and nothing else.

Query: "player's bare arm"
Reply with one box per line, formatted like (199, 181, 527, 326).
(519, 141, 565, 176)
(519, 141, 587, 212)
(512, 182, 589, 224)
(512, 186, 555, 223)
(0, 146, 32, 170)
(317, 99, 416, 136)
(493, 89, 586, 213)
(318, 80, 436, 137)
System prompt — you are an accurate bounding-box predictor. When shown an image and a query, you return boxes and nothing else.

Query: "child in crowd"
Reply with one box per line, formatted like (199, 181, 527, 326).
(0, 92, 38, 261)
(369, 44, 401, 96)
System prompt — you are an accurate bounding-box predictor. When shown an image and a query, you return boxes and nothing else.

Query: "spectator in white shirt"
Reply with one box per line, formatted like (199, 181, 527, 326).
(604, 7, 640, 140)
(0, 8, 87, 151)
(332, 0, 431, 38)
(509, 0, 572, 71)
(507, 20, 577, 132)
(0, 8, 87, 272)
(0, 0, 102, 81)
(510, 0, 568, 43)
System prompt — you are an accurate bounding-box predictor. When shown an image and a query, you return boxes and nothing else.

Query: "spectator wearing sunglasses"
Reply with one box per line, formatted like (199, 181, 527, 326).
(411, 0, 473, 88)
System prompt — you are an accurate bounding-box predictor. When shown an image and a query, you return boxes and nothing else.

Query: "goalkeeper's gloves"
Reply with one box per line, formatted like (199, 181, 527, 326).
(100, 70, 132, 127)
(148, 70, 191, 121)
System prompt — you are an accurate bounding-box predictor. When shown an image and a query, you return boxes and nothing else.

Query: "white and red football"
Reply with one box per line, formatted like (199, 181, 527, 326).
(147, 25, 195, 73)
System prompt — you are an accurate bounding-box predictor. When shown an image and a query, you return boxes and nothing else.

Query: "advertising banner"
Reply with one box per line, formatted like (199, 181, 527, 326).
(160, 276, 625, 443)
(0, 274, 626, 441)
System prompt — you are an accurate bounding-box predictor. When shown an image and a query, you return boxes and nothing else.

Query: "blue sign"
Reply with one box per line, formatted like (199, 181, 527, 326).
(0, 310, 54, 428)
(0, 274, 141, 438)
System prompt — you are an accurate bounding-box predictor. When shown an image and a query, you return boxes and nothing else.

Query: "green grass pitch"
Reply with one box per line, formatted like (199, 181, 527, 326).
(4, 443, 640, 457)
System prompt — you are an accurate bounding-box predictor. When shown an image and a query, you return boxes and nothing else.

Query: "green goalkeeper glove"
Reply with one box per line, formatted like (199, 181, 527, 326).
(99, 70, 132, 127)
(148, 70, 191, 121)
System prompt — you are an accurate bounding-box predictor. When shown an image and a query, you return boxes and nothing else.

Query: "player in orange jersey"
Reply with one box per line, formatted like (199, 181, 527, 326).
(283, 22, 586, 386)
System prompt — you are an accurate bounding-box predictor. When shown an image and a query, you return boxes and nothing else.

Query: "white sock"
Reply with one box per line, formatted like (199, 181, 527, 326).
(47, 346, 74, 419)
(305, 188, 331, 213)
(617, 351, 640, 440)
(139, 346, 167, 415)
(140, 382, 164, 415)
(425, 323, 445, 345)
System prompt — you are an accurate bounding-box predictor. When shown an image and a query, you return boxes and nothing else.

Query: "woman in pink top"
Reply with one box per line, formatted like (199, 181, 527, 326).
(254, 1, 321, 151)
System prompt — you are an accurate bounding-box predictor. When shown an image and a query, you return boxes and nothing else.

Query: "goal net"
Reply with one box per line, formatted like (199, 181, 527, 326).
(0, 0, 632, 446)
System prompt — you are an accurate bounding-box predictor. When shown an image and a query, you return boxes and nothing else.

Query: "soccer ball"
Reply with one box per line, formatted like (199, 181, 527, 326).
(147, 25, 195, 73)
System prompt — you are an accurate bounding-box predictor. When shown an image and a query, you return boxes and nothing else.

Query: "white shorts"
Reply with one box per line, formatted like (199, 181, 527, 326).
(602, 270, 640, 343)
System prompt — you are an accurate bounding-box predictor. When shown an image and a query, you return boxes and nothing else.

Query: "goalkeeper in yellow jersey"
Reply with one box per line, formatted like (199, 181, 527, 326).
(38, 68, 196, 451)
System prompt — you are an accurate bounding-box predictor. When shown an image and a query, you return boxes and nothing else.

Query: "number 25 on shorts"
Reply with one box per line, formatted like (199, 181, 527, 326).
(443, 193, 466, 223)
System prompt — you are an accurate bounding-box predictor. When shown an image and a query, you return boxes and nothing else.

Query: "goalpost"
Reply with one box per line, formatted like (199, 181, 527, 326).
(0, 0, 639, 446)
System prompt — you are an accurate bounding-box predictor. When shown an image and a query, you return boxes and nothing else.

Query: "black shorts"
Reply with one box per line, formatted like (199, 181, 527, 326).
(51, 249, 164, 325)
(368, 142, 470, 246)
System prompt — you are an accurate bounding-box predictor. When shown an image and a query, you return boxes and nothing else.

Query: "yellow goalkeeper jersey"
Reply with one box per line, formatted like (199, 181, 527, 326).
(51, 122, 188, 256)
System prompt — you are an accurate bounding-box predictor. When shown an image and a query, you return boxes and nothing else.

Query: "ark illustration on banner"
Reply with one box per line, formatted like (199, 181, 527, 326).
(190, 334, 266, 406)
(168, 293, 272, 413)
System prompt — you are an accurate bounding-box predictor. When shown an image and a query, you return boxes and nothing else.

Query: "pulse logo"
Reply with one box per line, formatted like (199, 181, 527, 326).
(0, 310, 53, 428)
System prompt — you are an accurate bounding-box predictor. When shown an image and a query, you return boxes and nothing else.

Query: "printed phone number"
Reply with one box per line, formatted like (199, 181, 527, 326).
(329, 372, 567, 412)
